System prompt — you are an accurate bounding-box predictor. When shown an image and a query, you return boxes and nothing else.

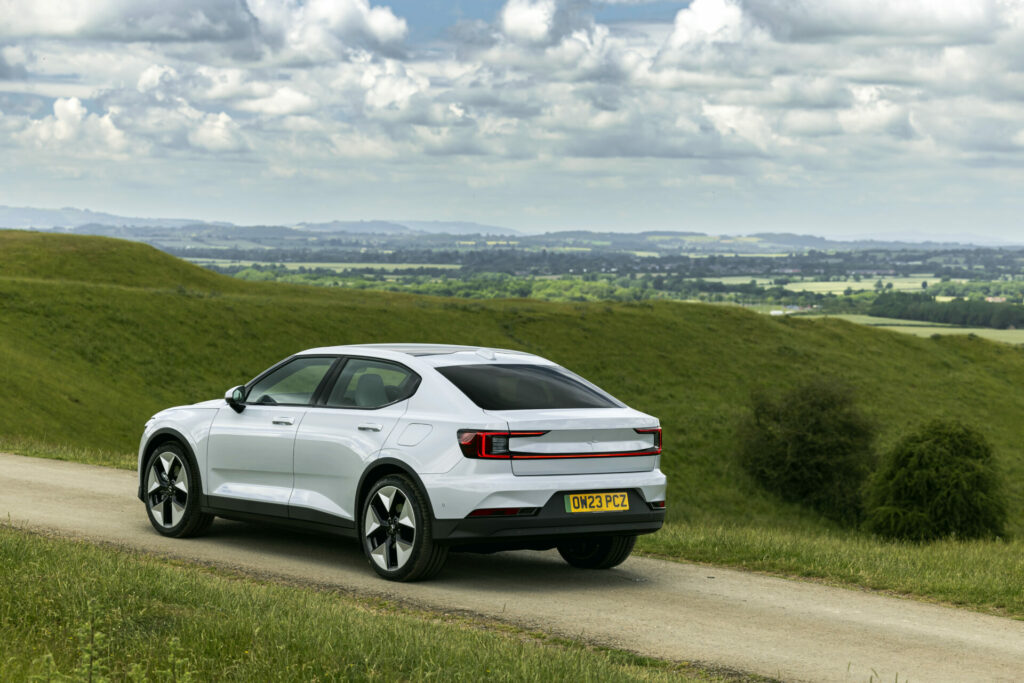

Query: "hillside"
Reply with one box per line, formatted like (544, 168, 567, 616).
(2, 230, 1024, 538)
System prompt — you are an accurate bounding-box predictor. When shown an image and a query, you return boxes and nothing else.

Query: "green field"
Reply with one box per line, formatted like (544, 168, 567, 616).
(3, 230, 1024, 618)
(0, 527, 710, 682)
(187, 258, 461, 271)
(700, 276, 949, 295)
(804, 314, 1024, 345)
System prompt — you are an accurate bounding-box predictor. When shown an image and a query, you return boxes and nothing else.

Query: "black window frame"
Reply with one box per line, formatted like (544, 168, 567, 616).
(243, 355, 342, 407)
(315, 355, 422, 411)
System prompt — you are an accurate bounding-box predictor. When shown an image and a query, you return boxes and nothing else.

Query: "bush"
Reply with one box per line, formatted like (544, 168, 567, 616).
(865, 421, 1007, 542)
(737, 378, 875, 525)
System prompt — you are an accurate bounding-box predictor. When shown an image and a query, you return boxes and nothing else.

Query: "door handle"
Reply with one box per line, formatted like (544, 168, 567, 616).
(272, 417, 294, 425)
(358, 423, 383, 432)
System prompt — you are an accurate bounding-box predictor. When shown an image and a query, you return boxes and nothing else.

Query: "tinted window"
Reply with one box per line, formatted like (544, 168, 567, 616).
(325, 358, 419, 409)
(247, 357, 335, 405)
(436, 364, 619, 410)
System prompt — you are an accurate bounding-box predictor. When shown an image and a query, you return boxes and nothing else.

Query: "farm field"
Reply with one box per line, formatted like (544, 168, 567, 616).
(803, 314, 1024, 345)
(187, 258, 460, 271)
(3, 230, 1024, 617)
(700, 275, 946, 294)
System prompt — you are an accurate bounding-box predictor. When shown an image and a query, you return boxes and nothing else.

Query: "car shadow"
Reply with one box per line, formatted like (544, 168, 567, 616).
(184, 518, 652, 594)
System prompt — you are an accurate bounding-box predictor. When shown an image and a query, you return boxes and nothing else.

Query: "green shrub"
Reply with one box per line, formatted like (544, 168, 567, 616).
(737, 378, 875, 525)
(865, 420, 1007, 542)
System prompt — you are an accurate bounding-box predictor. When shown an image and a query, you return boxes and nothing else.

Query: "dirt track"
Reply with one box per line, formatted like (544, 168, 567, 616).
(2, 452, 1022, 682)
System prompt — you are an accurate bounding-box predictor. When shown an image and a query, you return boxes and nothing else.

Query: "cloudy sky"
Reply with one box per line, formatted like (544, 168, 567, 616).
(1, 0, 1023, 239)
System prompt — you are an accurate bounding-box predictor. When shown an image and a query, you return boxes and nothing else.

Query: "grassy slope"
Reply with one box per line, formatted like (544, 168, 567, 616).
(0, 526, 711, 682)
(3, 231, 1024, 614)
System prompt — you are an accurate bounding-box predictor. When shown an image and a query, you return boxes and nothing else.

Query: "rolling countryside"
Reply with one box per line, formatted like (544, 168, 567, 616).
(3, 229, 1024, 617)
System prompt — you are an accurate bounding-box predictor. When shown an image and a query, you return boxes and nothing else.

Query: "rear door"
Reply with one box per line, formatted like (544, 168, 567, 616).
(290, 357, 418, 525)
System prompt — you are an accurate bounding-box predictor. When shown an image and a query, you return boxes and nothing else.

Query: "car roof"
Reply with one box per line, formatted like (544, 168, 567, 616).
(296, 343, 544, 364)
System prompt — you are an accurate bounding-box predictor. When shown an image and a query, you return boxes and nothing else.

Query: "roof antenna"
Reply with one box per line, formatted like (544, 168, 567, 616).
(475, 348, 496, 360)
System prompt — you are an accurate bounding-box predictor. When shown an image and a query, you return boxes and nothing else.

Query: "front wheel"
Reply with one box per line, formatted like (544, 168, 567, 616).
(361, 474, 448, 582)
(557, 535, 636, 569)
(143, 443, 214, 538)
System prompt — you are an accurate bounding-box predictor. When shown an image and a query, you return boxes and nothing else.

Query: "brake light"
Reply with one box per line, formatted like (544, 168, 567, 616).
(457, 430, 546, 459)
(634, 427, 662, 454)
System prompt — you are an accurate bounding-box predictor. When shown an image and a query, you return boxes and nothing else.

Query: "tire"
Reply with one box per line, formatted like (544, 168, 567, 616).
(143, 442, 214, 538)
(360, 474, 448, 582)
(557, 535, 636, 569)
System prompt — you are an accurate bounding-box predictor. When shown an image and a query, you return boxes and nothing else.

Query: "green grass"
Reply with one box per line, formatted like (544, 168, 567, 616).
(0, 526, 719, 682)
(639, 524, 1024, 618)
(5, 230, 1024, 617)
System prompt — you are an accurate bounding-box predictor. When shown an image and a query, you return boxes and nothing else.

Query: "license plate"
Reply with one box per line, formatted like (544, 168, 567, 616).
(565, 492, 629, 513)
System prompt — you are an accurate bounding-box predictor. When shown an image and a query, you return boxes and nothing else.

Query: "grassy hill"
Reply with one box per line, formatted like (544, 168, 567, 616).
(3, 230, 1024, 613)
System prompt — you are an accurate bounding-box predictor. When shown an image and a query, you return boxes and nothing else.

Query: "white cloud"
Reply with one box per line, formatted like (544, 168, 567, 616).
(17, 97, 130, 155)
(188, 111, 246, 151)
(703, 103, 782, 152)
(0, 0, 255, 41)
(237, 86, 314, 115)
(360, 59, 428, 111)
(741, 0, 1004, 42)
(669, 0, 748, 47)
(248, 0, 407, 59)
(137, 65, 178, 95)
(4, 0, 1024, 235)
(501, 0, 557, 44)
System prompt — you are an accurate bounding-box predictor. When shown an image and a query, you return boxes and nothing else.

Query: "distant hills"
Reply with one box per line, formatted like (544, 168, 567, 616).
(0, 205, 518, 236)
(0, 205, 225, 230)
(295, 219, 517, 235)
(0, 204, 1016, 251)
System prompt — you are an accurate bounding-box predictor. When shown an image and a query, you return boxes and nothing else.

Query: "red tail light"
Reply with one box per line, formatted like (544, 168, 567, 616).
(457, 430, 546, 459)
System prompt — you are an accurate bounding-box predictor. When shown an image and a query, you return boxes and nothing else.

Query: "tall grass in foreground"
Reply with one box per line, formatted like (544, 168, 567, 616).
(0, 436, 135, 470)
(0, 527, 723, 682)
(639, 524, 1024, 618)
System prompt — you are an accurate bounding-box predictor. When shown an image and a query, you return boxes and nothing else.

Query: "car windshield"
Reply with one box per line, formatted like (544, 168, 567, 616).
(436, 363, 620, 410)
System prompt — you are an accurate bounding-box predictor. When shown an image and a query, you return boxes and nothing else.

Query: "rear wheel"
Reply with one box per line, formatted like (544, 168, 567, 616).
(361, 474, 448, 582)
(557, 535, 636, 569)
(144, 443, 214, 538)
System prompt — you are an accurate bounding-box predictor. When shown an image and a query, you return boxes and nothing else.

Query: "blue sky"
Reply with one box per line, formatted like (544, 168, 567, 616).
(1, 0, 1023, 240)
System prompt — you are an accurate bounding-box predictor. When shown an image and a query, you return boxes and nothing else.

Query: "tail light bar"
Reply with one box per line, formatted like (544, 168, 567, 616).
(457, 427, 662, 460)
(458, 430, 547, 459)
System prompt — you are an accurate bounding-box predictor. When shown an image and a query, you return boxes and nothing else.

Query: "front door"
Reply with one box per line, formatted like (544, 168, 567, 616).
(206, 355, 337, 515)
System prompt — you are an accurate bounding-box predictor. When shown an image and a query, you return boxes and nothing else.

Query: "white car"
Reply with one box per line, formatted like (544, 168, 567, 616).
(138, 344, 667, 581)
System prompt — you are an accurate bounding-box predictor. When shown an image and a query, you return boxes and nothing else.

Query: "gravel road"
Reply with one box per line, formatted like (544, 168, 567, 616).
(2, 452, 1022, 682)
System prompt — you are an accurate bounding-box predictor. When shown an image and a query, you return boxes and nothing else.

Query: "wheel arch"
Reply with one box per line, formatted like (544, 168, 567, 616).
(356, 458, 436, 524)
(138, 428, 199, 501)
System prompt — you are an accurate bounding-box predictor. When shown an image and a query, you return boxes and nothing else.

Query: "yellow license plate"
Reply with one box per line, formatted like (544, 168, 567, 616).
(565, 492, 629, 513)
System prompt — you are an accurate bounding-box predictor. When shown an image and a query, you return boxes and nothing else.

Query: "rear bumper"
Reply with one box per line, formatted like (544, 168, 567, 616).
(432, 488, 665, 545)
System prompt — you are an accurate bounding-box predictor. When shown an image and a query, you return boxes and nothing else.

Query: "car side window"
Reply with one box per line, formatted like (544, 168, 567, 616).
(325, 358, 418, 409)
(247, 357, 335, 406)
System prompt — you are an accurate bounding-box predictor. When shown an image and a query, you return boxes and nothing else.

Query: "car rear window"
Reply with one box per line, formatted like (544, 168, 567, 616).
(436, 363, 620, 410)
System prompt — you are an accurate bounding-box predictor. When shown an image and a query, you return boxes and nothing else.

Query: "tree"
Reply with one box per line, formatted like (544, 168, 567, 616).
(865, 421, 1006, 541)
(737, 378, 875, 525)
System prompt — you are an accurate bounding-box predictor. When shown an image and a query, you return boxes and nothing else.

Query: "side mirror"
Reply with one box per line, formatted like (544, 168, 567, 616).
(225, 385, 246, 413)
